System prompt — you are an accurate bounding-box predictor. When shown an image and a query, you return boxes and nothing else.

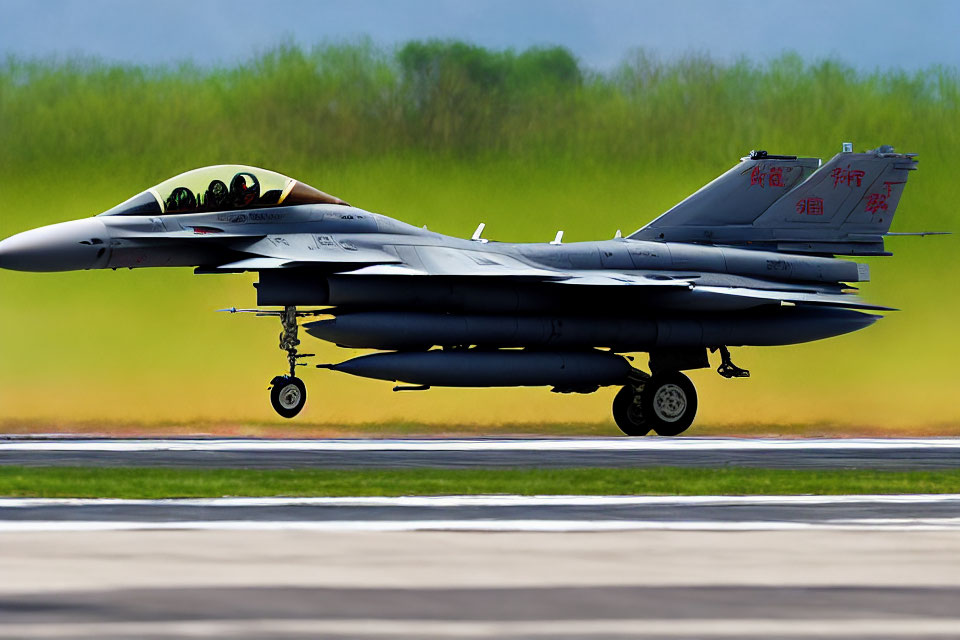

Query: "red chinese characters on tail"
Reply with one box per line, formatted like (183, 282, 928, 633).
(750, 165, 787, 188)
(795, 197, 824, 216)
(768, 167, 784, 187)
(830, 165, 866, 188)
(865, 181, 905, 215)
(865, 193, 888, 214)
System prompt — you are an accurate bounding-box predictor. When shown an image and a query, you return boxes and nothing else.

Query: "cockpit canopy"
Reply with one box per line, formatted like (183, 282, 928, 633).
(99, 165, 347, 217)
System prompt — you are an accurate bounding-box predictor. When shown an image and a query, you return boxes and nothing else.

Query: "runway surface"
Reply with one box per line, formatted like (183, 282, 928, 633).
(3, 436, 960, 469)
(4, 438, 960, 638)
(4, 585, 960, 638)
(3, 529, 960, 638)
(3, 494, 960, 532)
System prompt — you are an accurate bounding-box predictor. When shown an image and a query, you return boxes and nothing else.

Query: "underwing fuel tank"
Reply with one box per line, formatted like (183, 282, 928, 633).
(305, 308, 880, 351)
(321, 350, 632, 388)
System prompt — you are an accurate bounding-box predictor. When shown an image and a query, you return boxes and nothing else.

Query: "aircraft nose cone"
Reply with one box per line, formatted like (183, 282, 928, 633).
(0, 218, 110, 272)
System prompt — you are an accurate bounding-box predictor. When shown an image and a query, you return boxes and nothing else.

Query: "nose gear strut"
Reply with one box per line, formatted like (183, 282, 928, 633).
(219, 305, 324, 418)
(267, 305, 314, 418)
(279, 305, 314, 378)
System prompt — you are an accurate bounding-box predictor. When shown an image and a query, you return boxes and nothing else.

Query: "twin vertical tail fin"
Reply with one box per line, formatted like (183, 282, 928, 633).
(632, 151, 820, 240)
(631, 145, 918, 256)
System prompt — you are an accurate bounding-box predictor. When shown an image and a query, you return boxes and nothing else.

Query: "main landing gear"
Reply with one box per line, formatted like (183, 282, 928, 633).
(612, 347, 749, 437)
(268, 306, 314, 418)
(612, 371, 698, 437)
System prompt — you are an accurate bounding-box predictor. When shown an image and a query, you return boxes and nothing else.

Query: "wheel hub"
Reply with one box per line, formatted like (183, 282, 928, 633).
(278, 384, 302, 409)
(652, 383, 686, 422)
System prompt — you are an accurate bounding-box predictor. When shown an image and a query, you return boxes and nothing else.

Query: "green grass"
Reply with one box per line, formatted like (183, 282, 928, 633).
(2, 466, 960, 498)
(2, 43, 957, 176)
(1, 418, 956, 438)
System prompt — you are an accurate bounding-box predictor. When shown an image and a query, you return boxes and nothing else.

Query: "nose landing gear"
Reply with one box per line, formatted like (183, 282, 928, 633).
(268, 305, 313, 418)
(221, 305, 326, 418)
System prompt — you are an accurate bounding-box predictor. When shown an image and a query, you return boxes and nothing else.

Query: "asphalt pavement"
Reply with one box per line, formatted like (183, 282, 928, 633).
(2, 529, 960, 638)
(4, 437, 960, 638)
(3, 585, 960, 638)
(3, 494, 960, 531)
(3, 436, 960, 469)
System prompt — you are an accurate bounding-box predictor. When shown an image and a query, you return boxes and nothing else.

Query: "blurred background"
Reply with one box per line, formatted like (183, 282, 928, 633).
(0, 0, 957, 431)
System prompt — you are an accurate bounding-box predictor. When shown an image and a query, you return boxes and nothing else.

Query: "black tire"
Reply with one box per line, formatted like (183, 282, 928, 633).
(270, 376, 307, 419)
(612, 385, 649, 436)
(640, 372, 697, 436)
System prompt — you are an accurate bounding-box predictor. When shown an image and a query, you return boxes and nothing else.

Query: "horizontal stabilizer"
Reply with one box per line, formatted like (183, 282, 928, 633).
(691, 285, 895, 311)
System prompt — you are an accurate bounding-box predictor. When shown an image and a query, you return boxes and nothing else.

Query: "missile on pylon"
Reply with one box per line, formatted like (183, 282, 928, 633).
(319, 349, 632, 390)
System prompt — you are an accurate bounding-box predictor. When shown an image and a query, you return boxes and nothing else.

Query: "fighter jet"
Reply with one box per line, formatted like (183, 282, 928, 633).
(0, 144, 935, 435)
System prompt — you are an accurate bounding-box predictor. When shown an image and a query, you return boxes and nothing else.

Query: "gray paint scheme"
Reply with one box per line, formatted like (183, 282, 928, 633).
(0, 146, 927, 430)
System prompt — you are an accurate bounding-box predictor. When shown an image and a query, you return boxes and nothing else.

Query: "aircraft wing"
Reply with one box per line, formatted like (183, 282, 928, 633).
(200, 234, 403, 271)
(405, 246, 562, 278)
(324, 246, 564, 278)
(206, 238, 891, 311)
(338, 250, 697, 284)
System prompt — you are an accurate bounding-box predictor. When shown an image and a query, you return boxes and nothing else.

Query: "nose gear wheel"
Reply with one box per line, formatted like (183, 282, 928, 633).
(270, 375, 306, 418)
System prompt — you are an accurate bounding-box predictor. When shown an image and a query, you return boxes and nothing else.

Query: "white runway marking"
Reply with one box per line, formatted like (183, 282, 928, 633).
(3, 618, 960, 638)
(4, 436, 960, 452)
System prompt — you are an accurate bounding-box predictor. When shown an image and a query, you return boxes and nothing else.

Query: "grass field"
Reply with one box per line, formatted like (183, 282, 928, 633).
(2, 418, 957, 438)
(0, 42, 957, 432)
(2, 466, 960, 498)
